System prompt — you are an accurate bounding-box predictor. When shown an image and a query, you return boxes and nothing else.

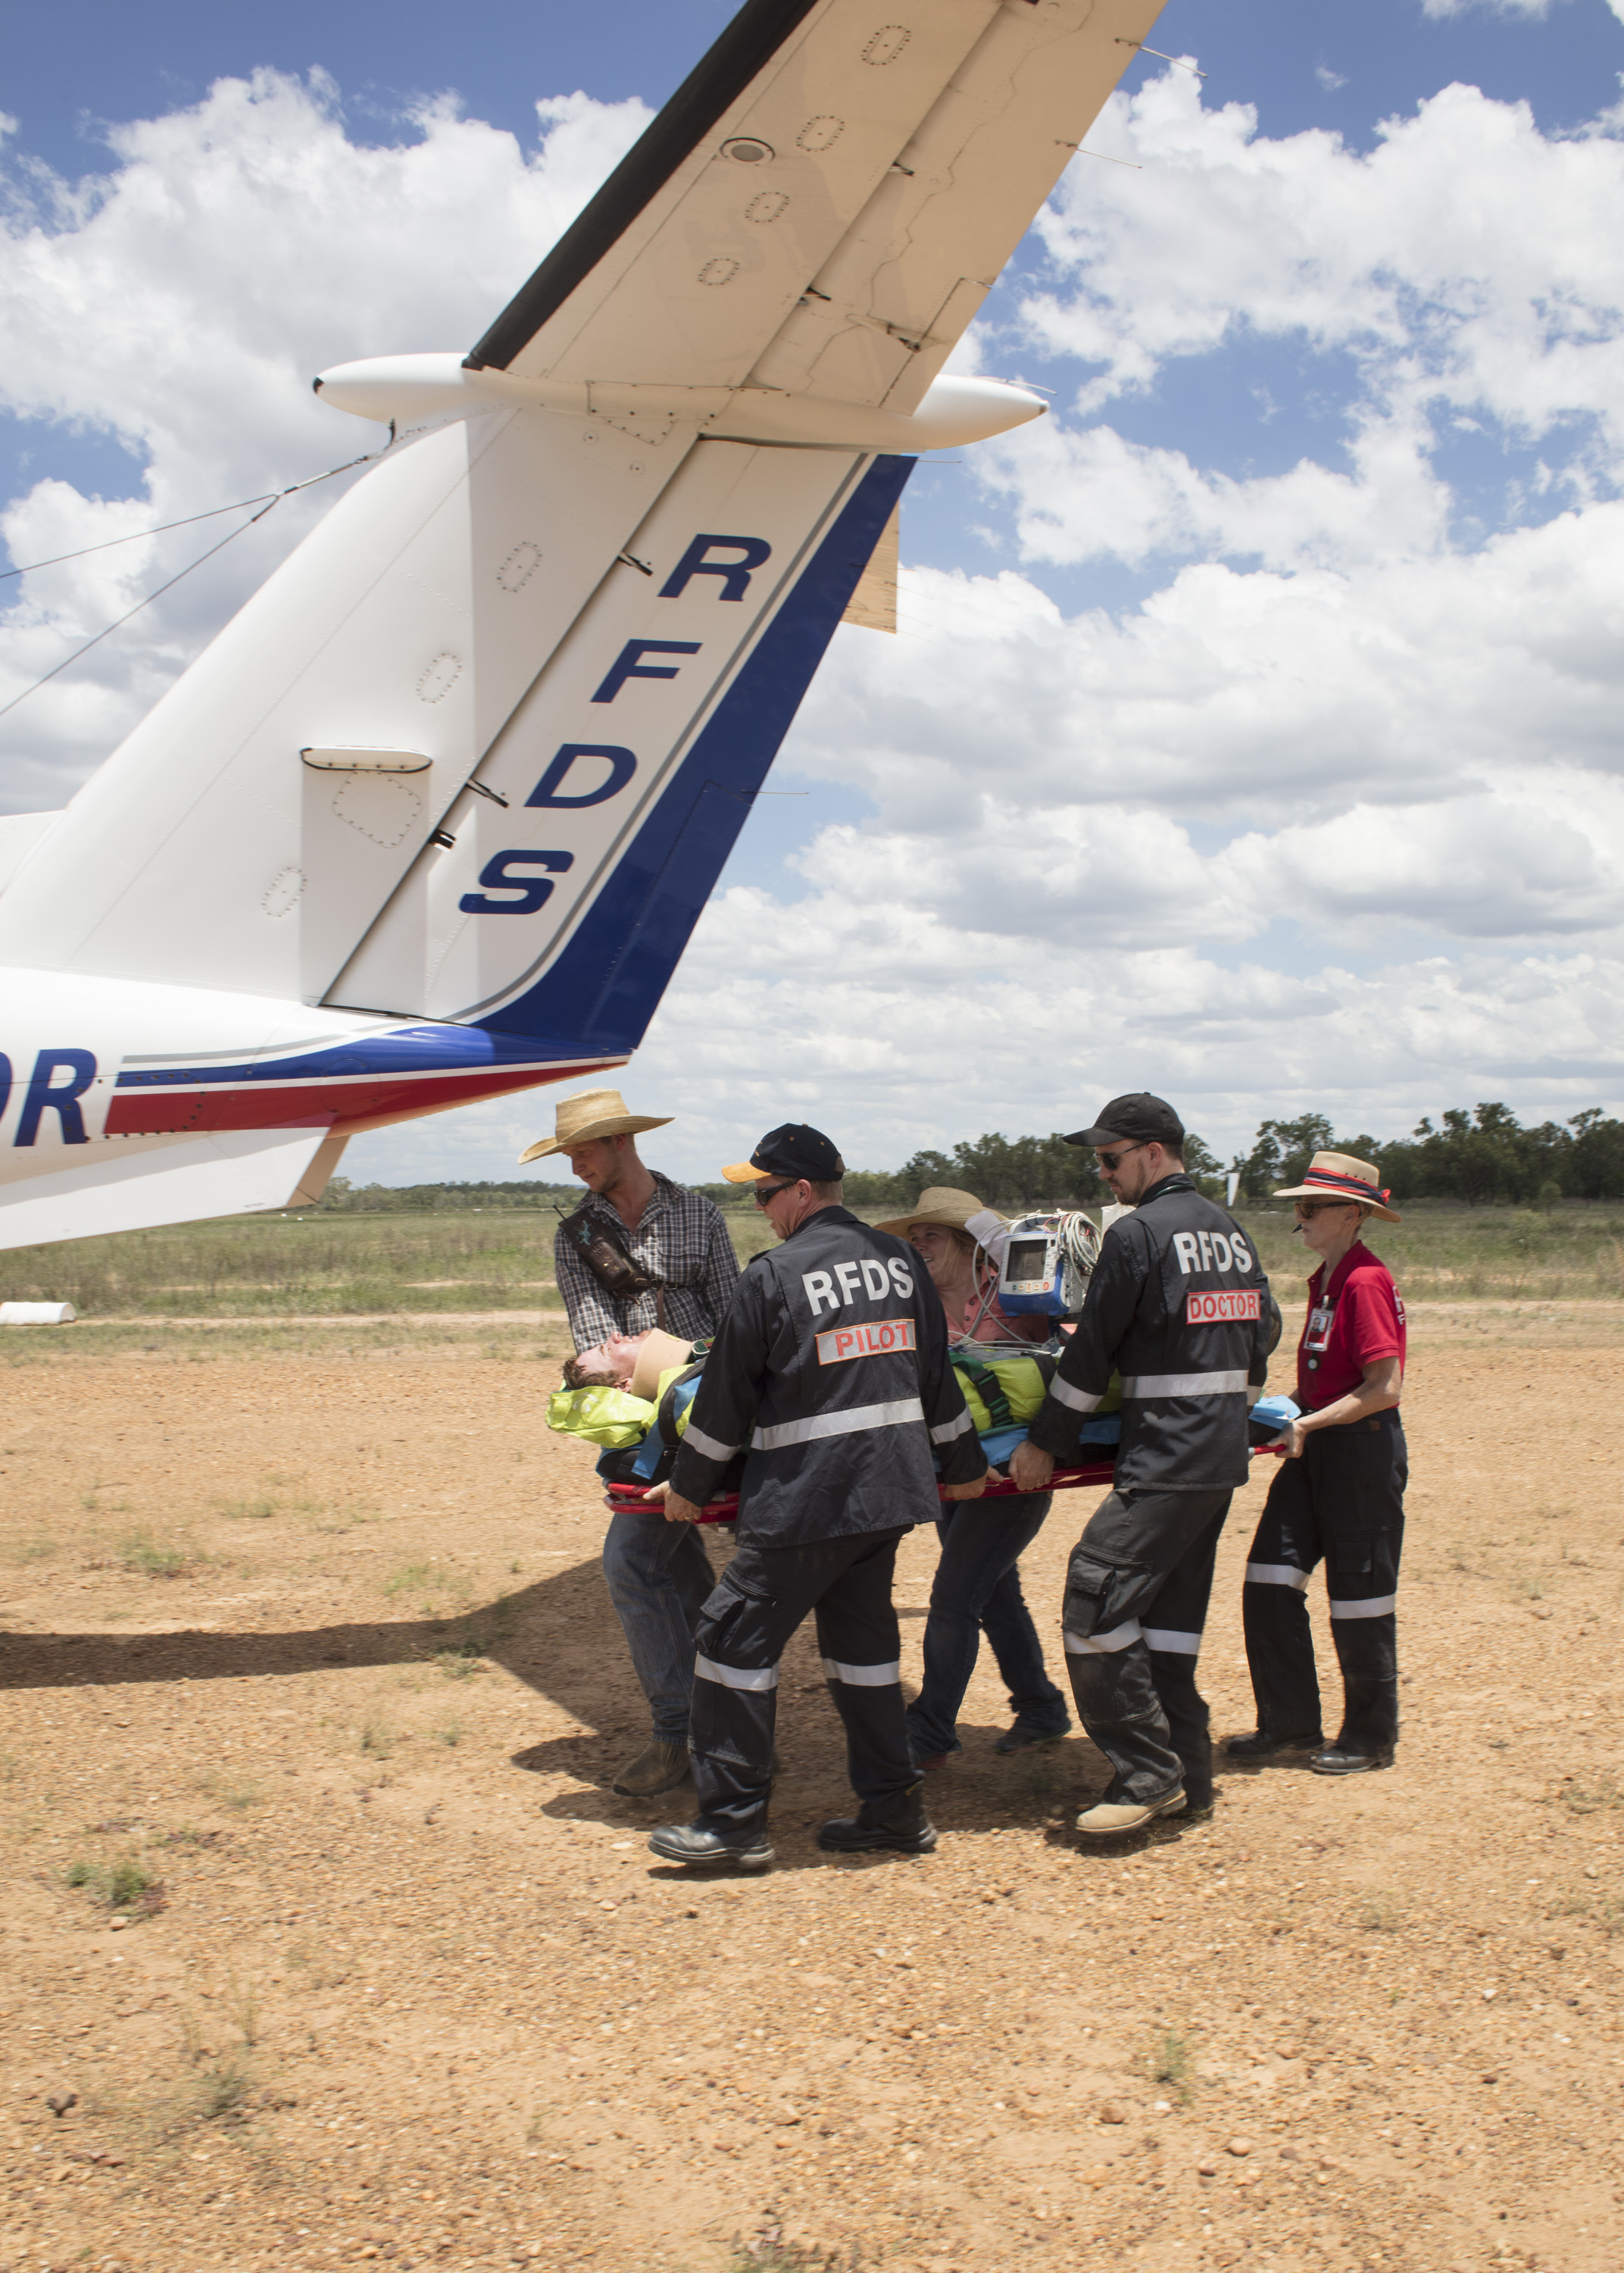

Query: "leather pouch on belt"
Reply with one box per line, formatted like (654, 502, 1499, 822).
(1063, 1549, 1116, 1639)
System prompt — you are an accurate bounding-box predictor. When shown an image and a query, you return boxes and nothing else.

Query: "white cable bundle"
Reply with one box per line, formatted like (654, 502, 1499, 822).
(1057, 1212, 1101, 1308)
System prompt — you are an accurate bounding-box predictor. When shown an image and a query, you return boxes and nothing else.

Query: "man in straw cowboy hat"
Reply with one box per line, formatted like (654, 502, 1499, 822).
(1011, 1093, 1274, 1836)
(522, 1087, 741, 1799)
(1227, 1152, 1407, 1777)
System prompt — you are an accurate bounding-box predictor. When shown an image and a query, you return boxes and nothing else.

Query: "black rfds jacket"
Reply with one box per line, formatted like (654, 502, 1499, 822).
(1027, 1174, 1272, 1492)
(670, 1205, 987, 1549)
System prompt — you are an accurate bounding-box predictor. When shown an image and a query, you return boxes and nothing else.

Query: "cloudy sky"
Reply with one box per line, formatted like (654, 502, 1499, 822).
(5, 0, 1624, 1185)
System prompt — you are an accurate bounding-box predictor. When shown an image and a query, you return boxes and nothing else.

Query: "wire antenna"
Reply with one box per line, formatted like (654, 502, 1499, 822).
(0, 445, 391, 724)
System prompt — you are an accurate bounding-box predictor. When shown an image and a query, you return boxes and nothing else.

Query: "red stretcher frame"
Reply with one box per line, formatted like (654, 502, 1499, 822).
(603, 1446, 1284, 1524)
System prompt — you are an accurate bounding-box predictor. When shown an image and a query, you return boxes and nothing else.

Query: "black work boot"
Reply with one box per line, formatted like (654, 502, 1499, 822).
(1309, 1742, 1391, 1776)
(648, 1821, 774, 1871)
(817, 1781, 938, 1856)
(1225, 1727, 1323, 1759)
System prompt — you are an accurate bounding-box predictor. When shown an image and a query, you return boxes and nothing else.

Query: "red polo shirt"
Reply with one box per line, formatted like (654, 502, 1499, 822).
(1296, 1240, 1406, 1410)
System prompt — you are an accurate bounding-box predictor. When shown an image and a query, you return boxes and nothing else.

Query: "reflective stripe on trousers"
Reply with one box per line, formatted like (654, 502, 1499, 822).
(1063, 1617, 1143, 1656)
(1329, 1593, 1398, 1619)
(1245, 1561, 1310, 1590)
(694, 1653, 779, 1692)
(1143, 1627, 1203, 1656)
(821, 1656, 902, 1686)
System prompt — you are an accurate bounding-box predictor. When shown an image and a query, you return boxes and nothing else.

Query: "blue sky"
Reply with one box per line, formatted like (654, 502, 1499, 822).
(4, 0, 1624, 1183)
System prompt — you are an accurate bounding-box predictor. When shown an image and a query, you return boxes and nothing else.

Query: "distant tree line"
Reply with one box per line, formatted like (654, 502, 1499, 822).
(316, 1177, 579, 1212)
(316, 1103, 1624, 1214)
(1237, 1105, 1624, 1207)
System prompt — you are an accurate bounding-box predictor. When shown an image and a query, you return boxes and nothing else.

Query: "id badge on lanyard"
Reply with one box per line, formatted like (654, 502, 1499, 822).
(1304, 1301, 1334, 1355)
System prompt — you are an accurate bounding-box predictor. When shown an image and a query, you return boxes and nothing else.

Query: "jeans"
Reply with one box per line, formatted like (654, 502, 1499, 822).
(904, 1493, 1070, 1761)
(601, 1508, 716, 1743)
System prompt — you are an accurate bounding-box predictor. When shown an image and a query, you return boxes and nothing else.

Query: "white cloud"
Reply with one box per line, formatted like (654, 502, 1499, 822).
(0, 71, 649, 801)
(1020, 72, 1624, 458)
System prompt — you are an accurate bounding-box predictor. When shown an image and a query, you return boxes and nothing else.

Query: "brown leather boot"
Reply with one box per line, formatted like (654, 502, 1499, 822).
(612, 1740, 692, 1798)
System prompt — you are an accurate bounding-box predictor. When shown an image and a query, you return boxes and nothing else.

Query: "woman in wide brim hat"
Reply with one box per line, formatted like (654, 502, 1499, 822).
(1229, 1149, 1409, 1781)
(876, 1185, 1072, 1771)
(873, 1187, 1035, 1345)
(519, 1087, 672, 1163)
(1269, 1152, 1401, 1222)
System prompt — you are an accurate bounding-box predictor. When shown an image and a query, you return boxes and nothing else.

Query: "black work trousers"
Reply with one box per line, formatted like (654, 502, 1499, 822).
(1061, 1486, 1233, 1808)
(689, 1526, 914, 1834)
(1241, 1410, 1407, 1756)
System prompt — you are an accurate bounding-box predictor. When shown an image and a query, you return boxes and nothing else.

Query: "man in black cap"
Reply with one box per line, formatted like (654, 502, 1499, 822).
(645, 1124, 988, 1872)
(1011, 1095, 1273, 1836)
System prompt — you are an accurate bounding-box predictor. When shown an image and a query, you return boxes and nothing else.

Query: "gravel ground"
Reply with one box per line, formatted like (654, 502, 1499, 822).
(1, 1308, 1620, 2273)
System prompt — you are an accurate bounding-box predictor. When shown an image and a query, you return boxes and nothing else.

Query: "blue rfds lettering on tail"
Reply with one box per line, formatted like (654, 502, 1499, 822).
(659, 535, 773, 602)
(475, 455, 916, 1055)
(525, 746, 637, 808)
(459, 851, 574, 916)
(15, 1048, 96, 1145)
(591, 641, 701, 704)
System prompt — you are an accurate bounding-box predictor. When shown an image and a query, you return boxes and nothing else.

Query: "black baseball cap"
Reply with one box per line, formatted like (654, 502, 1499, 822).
(1064, 1093, 1185, 1149)
(722, 1123, 846, 1184)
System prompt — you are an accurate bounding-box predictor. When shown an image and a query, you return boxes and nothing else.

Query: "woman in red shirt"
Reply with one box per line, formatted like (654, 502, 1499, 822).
(1227, 1152, 1407, 1776)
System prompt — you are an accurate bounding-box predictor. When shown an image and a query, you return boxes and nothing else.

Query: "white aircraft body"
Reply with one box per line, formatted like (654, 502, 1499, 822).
(0, 0, 1162, 1249)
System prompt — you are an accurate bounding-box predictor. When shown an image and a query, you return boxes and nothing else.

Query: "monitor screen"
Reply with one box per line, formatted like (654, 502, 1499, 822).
(1005, 1237, 1051, 1285)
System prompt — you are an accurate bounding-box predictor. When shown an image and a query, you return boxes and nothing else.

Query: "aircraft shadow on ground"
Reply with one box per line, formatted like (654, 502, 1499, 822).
(0, 1555, 1114, 1837)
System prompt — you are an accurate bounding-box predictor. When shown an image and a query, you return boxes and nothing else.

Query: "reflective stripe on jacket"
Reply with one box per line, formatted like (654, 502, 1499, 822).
(1027, 1174, 1273, 1491)
(670, 1205, 985, 1548)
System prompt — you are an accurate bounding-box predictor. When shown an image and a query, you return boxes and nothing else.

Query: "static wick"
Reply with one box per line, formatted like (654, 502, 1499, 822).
(1056, 141, 1144, 169)
(1116, 38, 1207, 80)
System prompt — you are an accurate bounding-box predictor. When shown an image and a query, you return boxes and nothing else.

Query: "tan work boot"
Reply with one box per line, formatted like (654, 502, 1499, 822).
(1076, 1788, 1186, 1837)
(613, 1740, 692, 1798)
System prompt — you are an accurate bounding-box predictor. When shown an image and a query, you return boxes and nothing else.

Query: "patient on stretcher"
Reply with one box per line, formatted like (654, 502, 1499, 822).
(561, 1327, 694, 1399)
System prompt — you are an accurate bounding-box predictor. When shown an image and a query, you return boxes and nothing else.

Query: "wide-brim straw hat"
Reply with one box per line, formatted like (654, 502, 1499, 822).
(1273, 1151, 1401, 1223)
(873, 1186, 1006, 1240)
(519, 1086, 672, 1163)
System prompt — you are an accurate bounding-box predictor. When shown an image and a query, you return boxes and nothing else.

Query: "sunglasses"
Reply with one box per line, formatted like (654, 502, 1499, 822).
(1096, 1142, 1148, 1171)
(753, 1180, 796, 1208)
(1294, 1199, 1357, 1218)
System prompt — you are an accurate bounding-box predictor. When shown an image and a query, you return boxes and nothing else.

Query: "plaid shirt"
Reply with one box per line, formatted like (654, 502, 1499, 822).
(553, 1172, 742, 1349)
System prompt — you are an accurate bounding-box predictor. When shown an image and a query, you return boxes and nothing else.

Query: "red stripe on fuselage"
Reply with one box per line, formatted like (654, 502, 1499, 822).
(104, 1062, 604, 1137)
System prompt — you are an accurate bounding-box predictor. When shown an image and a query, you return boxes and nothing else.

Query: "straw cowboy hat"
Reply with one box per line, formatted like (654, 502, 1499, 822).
(518, 1087, 672, 1164)
(1272, 1151, 1401, 1223)
(873, 1187, 1008, 1242)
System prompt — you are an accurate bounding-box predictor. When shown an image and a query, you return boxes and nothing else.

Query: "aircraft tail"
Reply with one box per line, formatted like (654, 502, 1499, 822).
(472, 452, 909, 1055)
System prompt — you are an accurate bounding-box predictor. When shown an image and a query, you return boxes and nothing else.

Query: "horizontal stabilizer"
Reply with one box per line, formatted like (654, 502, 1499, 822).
(0, 1127, 344, 1253)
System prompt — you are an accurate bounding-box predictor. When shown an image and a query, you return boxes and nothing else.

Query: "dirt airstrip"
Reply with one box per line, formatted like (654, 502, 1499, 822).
(2, 1308, 1622, 2273)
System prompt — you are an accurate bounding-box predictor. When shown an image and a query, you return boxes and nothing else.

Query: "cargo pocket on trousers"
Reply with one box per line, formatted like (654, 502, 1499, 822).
(1063, 1550, 1116, 1640)
(1328, 1531, 1377, 1581)
(695, 1571, 776, 1666)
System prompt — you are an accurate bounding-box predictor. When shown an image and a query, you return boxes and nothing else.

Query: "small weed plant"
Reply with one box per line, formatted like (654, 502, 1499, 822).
(1149, 2025, 1195, 2102)
(65, 1852, 166, 1917)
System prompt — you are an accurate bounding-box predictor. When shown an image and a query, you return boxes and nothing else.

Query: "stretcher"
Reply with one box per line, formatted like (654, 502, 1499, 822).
(604, 1456, 1123, 1524)
(601, 1394, 1299, 1524)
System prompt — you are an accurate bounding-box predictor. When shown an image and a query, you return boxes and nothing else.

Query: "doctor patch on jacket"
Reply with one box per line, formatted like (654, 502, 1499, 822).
(1028, 1174, 1273, 1492)
(670, 1206, 985, 1549)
